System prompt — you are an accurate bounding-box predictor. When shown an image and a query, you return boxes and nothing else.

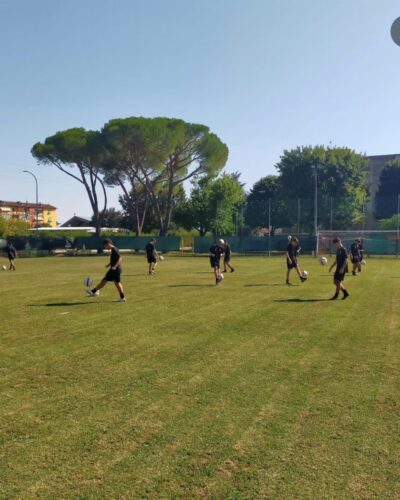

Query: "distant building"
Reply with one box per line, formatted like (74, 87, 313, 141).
(60, 215, 91, 227)
(0, 201, 57, 228)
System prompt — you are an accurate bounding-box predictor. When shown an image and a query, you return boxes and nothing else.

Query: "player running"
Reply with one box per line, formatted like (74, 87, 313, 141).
(329, 237, 350, 300)
(209, 239, 225, 285)
(5, 240, 17, 271)
(86, 239, 126, 302)
(286, 236, 307, 285)
(145, 238, 158, 275)
(350, 238, 364, 275)
(223, 240, 234, 273)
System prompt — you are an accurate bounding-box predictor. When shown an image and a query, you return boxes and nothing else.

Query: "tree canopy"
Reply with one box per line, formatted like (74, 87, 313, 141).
(174, 174, 245, 236)
(101, 117, 229, 235)
(374, 160, 400, 219)
(31, 128, 107, 236)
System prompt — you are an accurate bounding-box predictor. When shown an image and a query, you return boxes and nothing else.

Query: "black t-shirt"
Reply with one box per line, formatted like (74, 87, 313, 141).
(110, 246, 121, 268)
(287, 242, 297, 260)
(145, 242, 155, 257)
(350, 243, 361, 257)
(336, 246, 348, 271)
(5, 243, 16, 258)
(210, 244, 224, 261)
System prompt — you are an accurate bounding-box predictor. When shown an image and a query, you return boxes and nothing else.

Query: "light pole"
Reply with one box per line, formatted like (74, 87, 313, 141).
(23, 170, 39, 236)
(312, 165, 319, 255)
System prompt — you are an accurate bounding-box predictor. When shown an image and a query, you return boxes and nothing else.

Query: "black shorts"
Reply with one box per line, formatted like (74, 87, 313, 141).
(224, 256, 231, 263)
(334, 270, 345, 283)
(351, 256, 360, 264)
(210, 257, 220, 269)
(287, 258, 298, 270)
(147, 256, 157, 264)
(104, 268, 122, 283)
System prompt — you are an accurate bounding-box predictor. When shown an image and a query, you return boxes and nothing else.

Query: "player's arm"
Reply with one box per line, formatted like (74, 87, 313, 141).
(286, 250, 293, 264)
(328, 258, 337, 273)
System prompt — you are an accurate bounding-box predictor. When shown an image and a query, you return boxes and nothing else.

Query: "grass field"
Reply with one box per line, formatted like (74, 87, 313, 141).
(1, 254, 400, 499)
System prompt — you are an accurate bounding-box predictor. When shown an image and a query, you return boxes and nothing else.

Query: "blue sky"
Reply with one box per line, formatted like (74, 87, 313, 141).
(1, 0, 400, 222)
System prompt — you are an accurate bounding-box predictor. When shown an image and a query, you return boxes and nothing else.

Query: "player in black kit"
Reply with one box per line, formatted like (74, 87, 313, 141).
(329, 238, 349, 300)
(86, 239, 126, 302)
(350, 238, 364, 276)
(286, 236, 307, 285)
(209, 239, 225, 285)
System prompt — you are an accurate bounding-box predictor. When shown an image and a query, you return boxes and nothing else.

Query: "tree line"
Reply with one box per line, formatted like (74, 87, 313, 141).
(32, 116, 400, 236)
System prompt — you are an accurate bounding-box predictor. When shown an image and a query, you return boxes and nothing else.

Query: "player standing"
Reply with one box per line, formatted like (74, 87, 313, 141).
(223, 240, 234, 273)
(5, 240, 17, 271)
(209, 238, 225, 285)
(145, 238, 158, 275)
(329, 237, 350, 300)
(86, 239, 126, 302)
(350, 238, 363, 275)
(286, 236, 306, 285)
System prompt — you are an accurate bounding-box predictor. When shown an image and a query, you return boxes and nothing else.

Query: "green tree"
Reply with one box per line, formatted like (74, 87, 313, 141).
(31, 128, 107, 236)
(379, 214, 400, 230)
(174, 174, 245, 236)
(101, 117, 228, 235)
(91, 208, 123, 228)
(0, 218, 31, 237)
(276, 145, 369, 232)
(374, 160, 400, 219)
(245, 176, 289, 230)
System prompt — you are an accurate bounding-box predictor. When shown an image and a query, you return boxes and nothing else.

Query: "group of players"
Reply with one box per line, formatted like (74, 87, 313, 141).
(285, 235, 364, 300)
(3, 234, 365, 302)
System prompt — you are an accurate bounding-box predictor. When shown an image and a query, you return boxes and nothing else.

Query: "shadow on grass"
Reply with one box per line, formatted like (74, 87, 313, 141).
(28, 301, 100, 307)
(274, 298, 330, 303)
(168, 284, 214, 288)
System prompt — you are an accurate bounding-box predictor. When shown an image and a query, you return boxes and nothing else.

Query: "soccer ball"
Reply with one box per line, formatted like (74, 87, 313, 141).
(320, 257, 328, 265)
(83, 277, 93, 287)
(301, 270, 308, 279)
(159, 255, 164, 261)
(1, 265, 6, 271)
(361, 259, 366, 265)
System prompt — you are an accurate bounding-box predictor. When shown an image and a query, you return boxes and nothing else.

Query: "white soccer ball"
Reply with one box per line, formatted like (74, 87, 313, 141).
(83, 277, 93, 287)
(361, 259, 366, 266)
(2, 265, 6, 271)
(320, 257, 328, 265)
(301, 270, 308, 279)
(159, 255, 164, 261)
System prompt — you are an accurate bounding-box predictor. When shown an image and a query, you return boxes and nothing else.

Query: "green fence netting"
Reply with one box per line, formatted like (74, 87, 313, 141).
(74, 236, 181, 252)
(194, 236, 316, 254)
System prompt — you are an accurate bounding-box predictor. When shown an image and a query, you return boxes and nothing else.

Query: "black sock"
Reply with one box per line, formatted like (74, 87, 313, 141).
(91, 288, 97, 293)
(120, 292, 125, 299)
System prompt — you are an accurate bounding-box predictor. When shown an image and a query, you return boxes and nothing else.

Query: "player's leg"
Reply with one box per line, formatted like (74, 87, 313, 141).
(340, 280, 349, 299)
(215, 263, 223, 284)
(87, 278, 107, 296)
(286, 263, 292, 285)
(294, 262, 306, 282)
(226, 259, 234, 272)
(331, 278, 341, 300)
(114, 282, 126, 302)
